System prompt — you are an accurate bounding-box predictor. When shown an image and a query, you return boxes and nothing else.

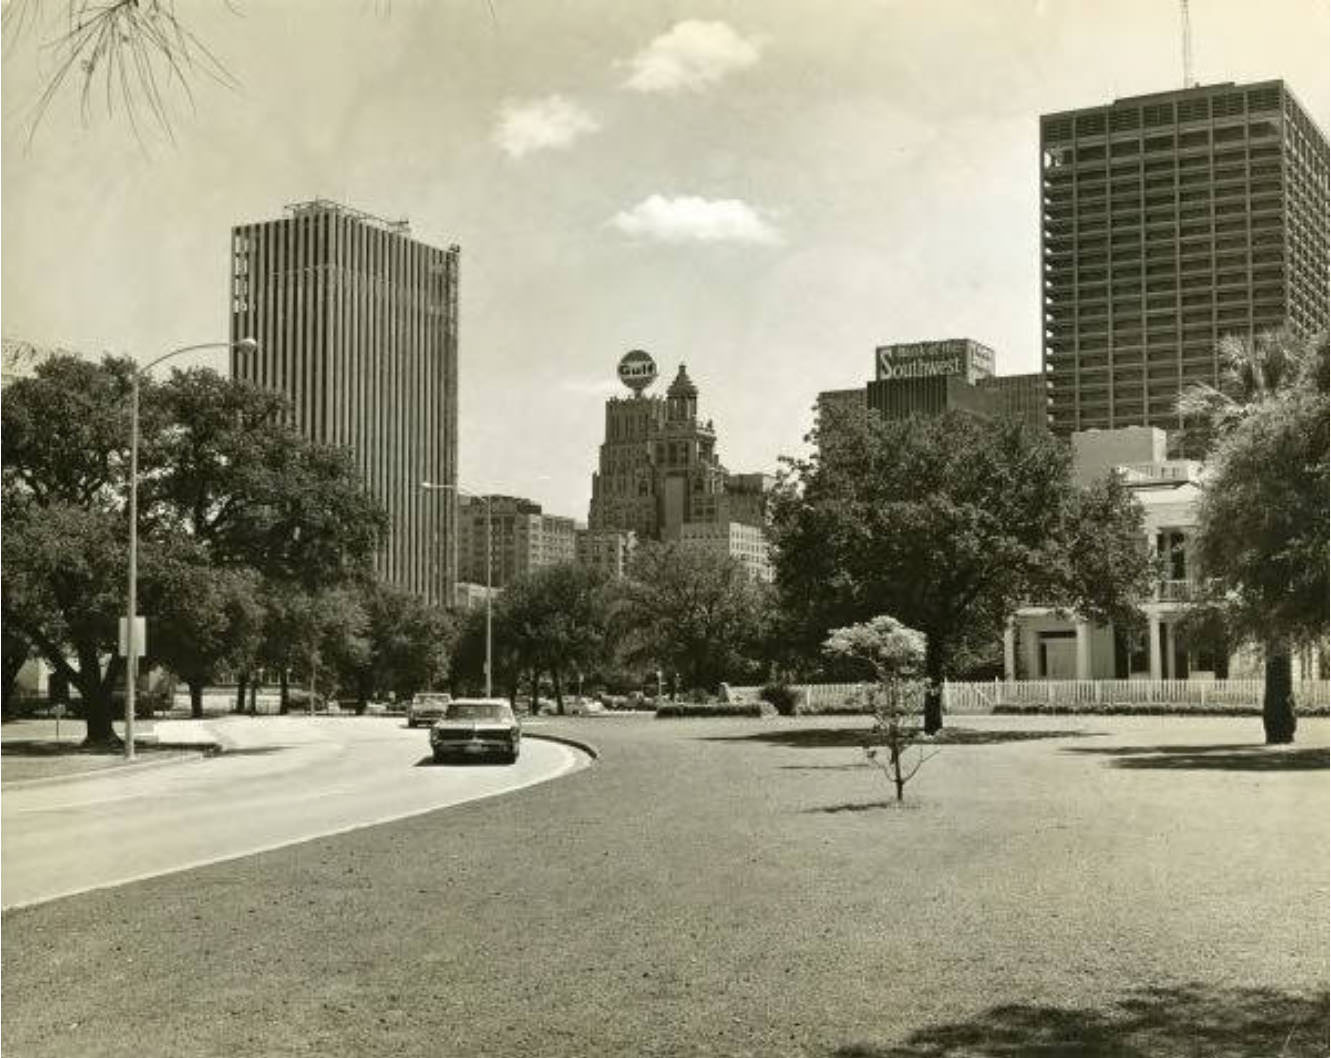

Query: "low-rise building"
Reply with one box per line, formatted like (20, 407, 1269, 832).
(1007, 425, 1322, 681)
(576, 528, 637, 580)
(679, 520, 774, 583)
(458, 495, 576, 589)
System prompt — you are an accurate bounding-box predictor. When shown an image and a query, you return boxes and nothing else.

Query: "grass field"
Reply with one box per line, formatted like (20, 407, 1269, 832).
(3, 714, 1327, 1057)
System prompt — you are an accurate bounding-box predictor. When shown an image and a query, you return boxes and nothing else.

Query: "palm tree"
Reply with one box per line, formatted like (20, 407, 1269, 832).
(1179, 329, 1330, 744)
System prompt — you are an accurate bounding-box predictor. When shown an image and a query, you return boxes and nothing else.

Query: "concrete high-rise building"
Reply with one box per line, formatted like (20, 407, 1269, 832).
(1040, 80, 1329, 436)
(229, 200, 460, 605)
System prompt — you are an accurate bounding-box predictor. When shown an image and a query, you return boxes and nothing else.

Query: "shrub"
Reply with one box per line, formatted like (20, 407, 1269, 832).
(760, 683, 804, 716)
(655, 702, 776, 719)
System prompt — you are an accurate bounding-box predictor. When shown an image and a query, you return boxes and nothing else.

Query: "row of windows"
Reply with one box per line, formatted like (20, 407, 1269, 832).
(1044, 87, 1282, 141)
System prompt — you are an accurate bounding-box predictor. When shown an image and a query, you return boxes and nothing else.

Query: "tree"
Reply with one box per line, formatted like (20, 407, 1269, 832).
(2, 619, 35, 718)
(2, 355, 139, 742)
(2, 503, 128, 741)
(771, 405, 1153, 733)
(144, 548, 262, 718)
(824, 616, 933, 802)
(325, 581, 457, 711)
(1180, 333, 1329, 743)
(494, 563, 612, 712)
(1, 354, 389, 741)
(613, 543, 770, 696)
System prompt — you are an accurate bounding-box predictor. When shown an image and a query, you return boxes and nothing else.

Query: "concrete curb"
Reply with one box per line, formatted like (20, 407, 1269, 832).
(0, 745, 215, 790)
(525, 731, 600, 760)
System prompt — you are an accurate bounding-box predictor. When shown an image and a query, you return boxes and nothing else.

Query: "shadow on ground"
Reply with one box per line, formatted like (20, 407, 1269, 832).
(1064, 743, 1329, 771)
(833, 983, 1329, 1057)
(412, 756, 515, 768)
(0, 741, 194, 758)
(704, 727, 1097, 750)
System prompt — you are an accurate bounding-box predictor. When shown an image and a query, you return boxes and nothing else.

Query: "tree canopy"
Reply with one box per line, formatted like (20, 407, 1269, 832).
(771, 405, 1152, 732)
(1181, 332, 1329, 743)
(1, 354, 389, 742)
(613, 542, 770, 694)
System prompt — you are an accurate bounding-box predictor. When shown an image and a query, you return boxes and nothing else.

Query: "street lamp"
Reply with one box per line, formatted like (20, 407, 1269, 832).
(124, 337, 259, 760)
(421, 481, 492, 697)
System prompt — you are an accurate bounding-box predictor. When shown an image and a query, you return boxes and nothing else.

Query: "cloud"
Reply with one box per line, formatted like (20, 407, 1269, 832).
(620, 21, 762, 94)
(609, 195, 783, 245)
(492, 95, 600, 158)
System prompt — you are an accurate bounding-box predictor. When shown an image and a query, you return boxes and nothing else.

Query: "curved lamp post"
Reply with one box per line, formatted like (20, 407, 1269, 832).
(123, 337, 258, 759)
(421, 481, 491, 697)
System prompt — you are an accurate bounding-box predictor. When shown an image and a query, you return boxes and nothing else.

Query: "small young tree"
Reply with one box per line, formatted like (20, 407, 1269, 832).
(824, 615, 933, 802)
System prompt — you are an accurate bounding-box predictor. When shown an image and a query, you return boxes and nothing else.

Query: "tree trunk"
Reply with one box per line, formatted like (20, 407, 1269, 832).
(1262, 643, 1297, 745)
(529, 669, 540, 714)
(189, 679, 205, 719)
(78, 649, 121, 747)
(278, 668, 290, 715)
(922, 638, 945, 735)
(552, 668, 564, 714)
(234, 672, 248, 714)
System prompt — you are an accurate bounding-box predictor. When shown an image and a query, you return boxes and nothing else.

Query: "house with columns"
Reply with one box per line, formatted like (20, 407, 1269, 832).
(1005, 426, 1247, 682)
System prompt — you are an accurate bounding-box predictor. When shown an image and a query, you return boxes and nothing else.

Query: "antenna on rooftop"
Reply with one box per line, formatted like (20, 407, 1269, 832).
(1179, 0, 1194, 88)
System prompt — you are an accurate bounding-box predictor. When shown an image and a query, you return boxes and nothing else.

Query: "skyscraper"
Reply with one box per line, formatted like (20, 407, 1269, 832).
(1040, 80, 1329, 436)
(229, 200, 460, 605)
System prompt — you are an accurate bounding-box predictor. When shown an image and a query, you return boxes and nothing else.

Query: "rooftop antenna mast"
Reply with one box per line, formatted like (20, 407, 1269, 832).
(1179, 0, 1194, 87)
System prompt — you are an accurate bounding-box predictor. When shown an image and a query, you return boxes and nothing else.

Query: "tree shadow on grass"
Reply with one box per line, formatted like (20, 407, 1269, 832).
(703, 727, 1098, 750)
(833, 983, 1329, 1057)
(1064, 743, 1329, 771)
(807, 799, 924, 815)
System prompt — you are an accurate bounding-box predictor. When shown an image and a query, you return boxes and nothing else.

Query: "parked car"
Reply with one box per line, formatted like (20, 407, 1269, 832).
(429, 699, 521, 764)
(407, 692, 452, 728)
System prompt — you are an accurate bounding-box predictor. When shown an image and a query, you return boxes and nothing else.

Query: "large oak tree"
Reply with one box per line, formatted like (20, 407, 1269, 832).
(770, 405, 1152, 733)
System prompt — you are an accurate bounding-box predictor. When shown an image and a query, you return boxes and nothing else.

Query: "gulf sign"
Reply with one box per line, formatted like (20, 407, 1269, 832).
(618, 349, 658, 393)
(875, 339, 994, 384)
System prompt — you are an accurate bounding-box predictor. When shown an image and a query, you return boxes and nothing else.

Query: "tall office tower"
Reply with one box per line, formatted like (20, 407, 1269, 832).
(229, 200, 460, 605)
(1040, 80, 1329, 436)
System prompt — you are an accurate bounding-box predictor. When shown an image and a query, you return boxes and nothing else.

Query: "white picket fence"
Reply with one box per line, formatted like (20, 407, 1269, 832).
(728, 679, 1331, 714)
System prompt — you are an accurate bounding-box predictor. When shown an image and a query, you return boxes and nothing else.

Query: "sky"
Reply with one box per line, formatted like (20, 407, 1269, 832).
(3, 0, 1328, 521)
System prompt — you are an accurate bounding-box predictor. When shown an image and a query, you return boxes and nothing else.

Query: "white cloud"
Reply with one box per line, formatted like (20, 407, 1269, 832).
(492, 95, 600, 158)
(609, 195, 783, 246)
(620, 21, 762, 94)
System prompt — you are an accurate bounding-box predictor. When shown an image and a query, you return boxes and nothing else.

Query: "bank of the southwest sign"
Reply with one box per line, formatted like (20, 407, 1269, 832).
(875, 339, 992, 383)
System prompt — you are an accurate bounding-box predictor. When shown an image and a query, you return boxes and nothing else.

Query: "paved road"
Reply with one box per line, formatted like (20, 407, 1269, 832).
(1, 716, 588, 909)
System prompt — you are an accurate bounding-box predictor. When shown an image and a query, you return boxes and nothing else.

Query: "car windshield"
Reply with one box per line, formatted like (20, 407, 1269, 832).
(415, 695, 449, 705)
(445, 703, 508, 721)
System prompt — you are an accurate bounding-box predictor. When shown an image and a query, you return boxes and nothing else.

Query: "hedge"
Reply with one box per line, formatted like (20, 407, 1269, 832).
(655, 702, 777, 719)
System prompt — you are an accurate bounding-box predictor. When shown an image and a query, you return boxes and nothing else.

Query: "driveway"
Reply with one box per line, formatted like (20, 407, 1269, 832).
(1, 715, 589, 909)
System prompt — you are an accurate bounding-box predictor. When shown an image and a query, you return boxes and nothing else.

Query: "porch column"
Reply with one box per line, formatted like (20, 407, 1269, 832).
(1164, 621, 1176, 680)
(1148, 613, 1163, 680)
(1003, 619, 1017, 681)
(1075, 619, 1092, 680)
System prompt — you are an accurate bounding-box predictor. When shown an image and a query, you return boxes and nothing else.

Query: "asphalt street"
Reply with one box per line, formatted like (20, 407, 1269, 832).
(0, 715, 588, 910)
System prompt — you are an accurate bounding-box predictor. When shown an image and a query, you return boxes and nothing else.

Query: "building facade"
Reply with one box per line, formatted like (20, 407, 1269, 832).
(229, 199, 460, 606)
(458, 495, 576, 590)
(821, 338, 1050, 431)
(678, 520, 774, 583)
(575, 528, 638, 580)
(587, 351, 774, 574)
(1040, 80, 1330, 436)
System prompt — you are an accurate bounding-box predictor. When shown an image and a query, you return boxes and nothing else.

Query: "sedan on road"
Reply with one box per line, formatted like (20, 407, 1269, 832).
(430, 699, 521, 764)
(407, 692, 452, 728)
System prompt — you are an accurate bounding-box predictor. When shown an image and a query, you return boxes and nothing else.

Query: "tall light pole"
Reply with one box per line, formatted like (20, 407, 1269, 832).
(422, 481, 492, 697)
(124, 338, 258, 759)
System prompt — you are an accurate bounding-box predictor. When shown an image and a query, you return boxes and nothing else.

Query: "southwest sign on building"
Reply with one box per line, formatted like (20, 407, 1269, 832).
(875, 339, 995, 385)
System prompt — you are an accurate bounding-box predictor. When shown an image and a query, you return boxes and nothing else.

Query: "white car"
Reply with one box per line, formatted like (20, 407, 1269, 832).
(407, 692, 451, 728)
(430, 699, 521, 764)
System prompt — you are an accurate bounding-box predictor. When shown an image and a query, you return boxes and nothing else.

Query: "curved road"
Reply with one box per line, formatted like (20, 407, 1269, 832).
(1, 716, 589, 910)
